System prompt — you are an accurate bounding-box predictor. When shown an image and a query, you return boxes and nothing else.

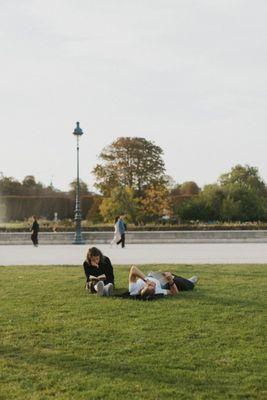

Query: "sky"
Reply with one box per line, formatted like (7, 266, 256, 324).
(0, 0, 266, 192)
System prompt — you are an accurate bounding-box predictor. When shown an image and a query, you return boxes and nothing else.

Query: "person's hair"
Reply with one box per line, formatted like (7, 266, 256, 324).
(86, 247, 103, 264)
(33, 215, 38, 220)
(140, 285, 155, 298)
(114, 216, 119, 223)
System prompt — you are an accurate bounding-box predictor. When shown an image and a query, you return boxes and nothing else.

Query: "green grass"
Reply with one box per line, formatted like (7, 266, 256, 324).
(0, 264, 266, 400)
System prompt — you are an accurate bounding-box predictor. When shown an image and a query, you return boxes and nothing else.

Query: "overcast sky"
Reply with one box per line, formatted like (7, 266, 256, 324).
(0, 0, 266, 191)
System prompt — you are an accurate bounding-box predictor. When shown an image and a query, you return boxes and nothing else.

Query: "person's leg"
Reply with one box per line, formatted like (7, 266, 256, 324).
(173, 276, 195, 291)
(161, 275, 195, 291)
(94, 281, 104, 296)
(103, 283, 114, 296)
(116, 238, 122, 245)
(32, 233, 38, 246)
(188, 276, 198, 285)
(121, 233, 125, 248)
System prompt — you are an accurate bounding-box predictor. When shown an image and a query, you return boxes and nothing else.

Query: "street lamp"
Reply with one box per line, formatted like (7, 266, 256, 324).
(72, 121, 85, 244)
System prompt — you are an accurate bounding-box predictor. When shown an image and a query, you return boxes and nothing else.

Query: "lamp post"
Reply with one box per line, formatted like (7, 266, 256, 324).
(72, 121, 85, 244)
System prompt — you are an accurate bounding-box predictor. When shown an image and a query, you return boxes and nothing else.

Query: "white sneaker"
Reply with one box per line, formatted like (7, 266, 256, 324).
(189, 275, 199, 285)
(104, 283, 114, 297)
(95, 281, 104, 296)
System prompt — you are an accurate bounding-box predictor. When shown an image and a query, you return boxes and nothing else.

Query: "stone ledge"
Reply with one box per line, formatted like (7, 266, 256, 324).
(0, 230, 266, 245)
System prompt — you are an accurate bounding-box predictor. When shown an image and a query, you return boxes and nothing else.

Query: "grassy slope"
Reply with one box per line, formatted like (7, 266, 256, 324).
(0, 264, 266, 400)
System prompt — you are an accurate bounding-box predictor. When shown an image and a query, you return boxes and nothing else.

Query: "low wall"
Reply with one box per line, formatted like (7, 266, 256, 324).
(0, 230, 267, 245)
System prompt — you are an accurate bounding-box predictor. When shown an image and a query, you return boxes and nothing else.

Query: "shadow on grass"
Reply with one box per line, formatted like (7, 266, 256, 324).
(110, 286, 265, 310)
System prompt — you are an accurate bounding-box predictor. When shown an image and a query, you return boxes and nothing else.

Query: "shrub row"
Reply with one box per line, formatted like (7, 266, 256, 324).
(1, 223, 267, 232)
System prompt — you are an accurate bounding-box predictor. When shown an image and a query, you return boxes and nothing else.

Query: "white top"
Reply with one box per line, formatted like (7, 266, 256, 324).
(129, 277, 168, 296)
(111, 221, 121, 242)
(114, 221, 120, 234)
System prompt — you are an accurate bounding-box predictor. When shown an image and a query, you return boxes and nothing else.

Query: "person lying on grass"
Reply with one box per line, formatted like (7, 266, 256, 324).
(128, 266, 198, 298)
(83, 247, 114, 296)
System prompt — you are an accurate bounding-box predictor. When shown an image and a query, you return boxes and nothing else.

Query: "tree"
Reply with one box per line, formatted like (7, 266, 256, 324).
(99, 186, 141, 224)
(178, 165, 267, 222)
(141, 183, 171, 223)
(86, 196, 103, 224)
(219, 165, 267, 221)
(179, 181, 200, 196)
(220, 184, 265, 221)
(178, 184, 224, 222)
(93, 137, 166, 195)
(178, 196, 209, 222)
(69, 179, 89, 199)
(0, 176, 22, 195)
(22, 175, 44, 195)
(200, 184, 224, 220)
(219, 165, 266, 196)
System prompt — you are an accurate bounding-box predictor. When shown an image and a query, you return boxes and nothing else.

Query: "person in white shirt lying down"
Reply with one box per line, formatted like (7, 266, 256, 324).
(128, 266, 198, 298)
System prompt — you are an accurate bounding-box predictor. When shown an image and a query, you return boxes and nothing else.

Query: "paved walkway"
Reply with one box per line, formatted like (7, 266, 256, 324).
(1, 243, 267, 265)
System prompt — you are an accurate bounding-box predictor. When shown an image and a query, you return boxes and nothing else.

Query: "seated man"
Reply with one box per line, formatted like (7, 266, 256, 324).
(128, 266, 198, 298)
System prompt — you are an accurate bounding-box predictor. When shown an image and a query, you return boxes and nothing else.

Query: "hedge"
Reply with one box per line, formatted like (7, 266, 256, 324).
(0, 195, 98, 221)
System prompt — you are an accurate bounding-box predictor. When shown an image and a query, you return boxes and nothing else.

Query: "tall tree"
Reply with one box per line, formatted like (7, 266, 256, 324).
(219, 165, 266, 195)
(93, 137, 166, 195)
(141, 183, 171, 223)
(179, 181, 200, 196)
(0, 176, 22, 195)
(219, 165, 267, 221)
(69, 179, 89, 198)
(22, 175, 43, 195)
(99, 186, 141, 224)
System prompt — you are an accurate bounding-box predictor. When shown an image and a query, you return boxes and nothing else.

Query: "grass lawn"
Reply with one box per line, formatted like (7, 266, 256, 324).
(0, 264, 266, 400)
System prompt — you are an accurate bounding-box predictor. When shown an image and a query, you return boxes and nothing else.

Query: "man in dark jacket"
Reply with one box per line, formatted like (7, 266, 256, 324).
(116, 214, 126, 248)
(30, 216, 39, 247)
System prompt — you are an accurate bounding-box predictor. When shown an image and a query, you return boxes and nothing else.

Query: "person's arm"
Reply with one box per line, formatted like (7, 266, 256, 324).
(93, 274, 106, 281)
(167, 280, 179, 295)
(104, 257, 114, 283)
(129, 266, 147, 283)
(164, 273, 179, 295)
(83, 262, 91, 282)
(83, 262, 104, 282)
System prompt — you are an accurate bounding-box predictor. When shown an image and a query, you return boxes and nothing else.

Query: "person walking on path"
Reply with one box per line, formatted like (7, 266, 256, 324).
(110, 216, 121, 247)
(30, 215, 39, 247)
(116, 214, 126, 248)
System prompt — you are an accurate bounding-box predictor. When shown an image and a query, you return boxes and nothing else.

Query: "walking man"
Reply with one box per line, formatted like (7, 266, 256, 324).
(30, 215, 39, 247)
(116, 214, 126, 248)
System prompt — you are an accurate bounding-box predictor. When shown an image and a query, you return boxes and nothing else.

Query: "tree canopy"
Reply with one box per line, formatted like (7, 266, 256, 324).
(178, 165, 267, 222)
(93, 137, 166, 195)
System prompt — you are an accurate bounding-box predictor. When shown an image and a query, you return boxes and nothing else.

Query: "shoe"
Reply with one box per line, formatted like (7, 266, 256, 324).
(104, 283, 114, 297)
(188, 275, 199, 285)
(96, 281, 104, 296)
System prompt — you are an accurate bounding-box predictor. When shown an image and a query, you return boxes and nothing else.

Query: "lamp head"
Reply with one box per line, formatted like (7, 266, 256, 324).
(72, 121, 84, 136)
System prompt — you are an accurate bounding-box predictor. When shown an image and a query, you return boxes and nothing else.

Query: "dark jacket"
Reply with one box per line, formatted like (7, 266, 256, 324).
(83, 256, 114, 285)
(31, 220, 39, 233)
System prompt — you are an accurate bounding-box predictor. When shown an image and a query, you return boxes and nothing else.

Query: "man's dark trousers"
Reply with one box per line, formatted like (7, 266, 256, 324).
(117, 233, 125, 248)
(163, 276, 194, 291)
(31, 232, 38, 246)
